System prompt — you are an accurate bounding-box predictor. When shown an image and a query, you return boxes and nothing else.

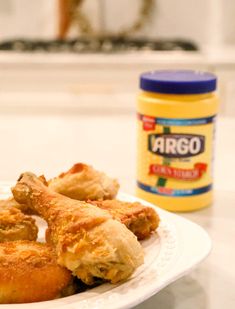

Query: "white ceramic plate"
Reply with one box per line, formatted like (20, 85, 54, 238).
(0, 183, 211, 309)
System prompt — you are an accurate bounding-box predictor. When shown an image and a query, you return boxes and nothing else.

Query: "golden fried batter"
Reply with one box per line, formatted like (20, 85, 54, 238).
(12, 172, 144, 285)
(0, 240, 73, 303)
(0, 197, 28, 213)
(0, 205, 38, 242)
(0, 197, 31, 214)
(89, 200, 160, 240)
(48, 163, 119, 200)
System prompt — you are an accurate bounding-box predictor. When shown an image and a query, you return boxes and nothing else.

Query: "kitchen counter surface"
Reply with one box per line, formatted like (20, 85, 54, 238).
(0, 109, 234, 308)
(135, 189, 235, 309)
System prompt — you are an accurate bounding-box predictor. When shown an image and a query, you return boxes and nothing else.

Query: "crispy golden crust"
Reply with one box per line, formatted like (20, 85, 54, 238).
(89, 200, 160, 240)
(0, 205, 38, 242)
(12, 172, 144, 285)
(0, 240, 72, 303)
(48, 163, 120, 200)
(0, 197, 37, 215)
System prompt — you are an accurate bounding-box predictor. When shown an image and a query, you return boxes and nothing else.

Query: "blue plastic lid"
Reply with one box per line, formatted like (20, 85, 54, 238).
(140, 70, 217, 94)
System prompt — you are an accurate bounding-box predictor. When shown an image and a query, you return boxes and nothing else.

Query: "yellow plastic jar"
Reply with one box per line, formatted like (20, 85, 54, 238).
(136, 70, 219, 212)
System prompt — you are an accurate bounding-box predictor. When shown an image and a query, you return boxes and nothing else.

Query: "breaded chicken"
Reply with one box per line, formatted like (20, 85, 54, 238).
(48, 163, 119, 200)
(12, 172, 144, 285)
(0, 197, 32, 214)
(0, 240, 73, 303)
(89, 200, 160, 240)
(0, 205, 38, 242)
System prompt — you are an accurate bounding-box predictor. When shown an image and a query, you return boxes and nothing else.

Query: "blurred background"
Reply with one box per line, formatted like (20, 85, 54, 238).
(0, 0, 235, 115)
(0, 3, 234, 309)
(0, 0, 234, 188)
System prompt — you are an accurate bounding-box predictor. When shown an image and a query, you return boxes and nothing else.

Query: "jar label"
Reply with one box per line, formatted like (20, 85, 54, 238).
(137, 113, 216, 197)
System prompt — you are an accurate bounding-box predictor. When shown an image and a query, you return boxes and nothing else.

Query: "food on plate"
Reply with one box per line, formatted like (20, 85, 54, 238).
(12, 172, 144, 285)
(89, 199, 160, 240)
(0, 197, 33, 214)
(48, 163, 119, 200)
(47, 164, 159, 240)
(0, 205, 38, 242)
(0, 240, 73, 303)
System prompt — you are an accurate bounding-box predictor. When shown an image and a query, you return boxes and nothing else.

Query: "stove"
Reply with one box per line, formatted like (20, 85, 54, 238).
(0, 37, 198, 53)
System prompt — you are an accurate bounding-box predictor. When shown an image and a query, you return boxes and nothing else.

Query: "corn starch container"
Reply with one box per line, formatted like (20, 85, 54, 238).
(136, 70, 219, 212)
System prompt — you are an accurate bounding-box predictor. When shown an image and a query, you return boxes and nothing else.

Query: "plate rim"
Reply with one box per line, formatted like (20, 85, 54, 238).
(107, 192, 212, 309)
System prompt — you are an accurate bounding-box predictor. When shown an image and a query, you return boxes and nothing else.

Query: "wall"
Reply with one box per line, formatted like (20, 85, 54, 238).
(221, 0, 235, 45)
(0, 0, 233, 48)
(0, 0, 56, 39)
(103, 0, 208, 46)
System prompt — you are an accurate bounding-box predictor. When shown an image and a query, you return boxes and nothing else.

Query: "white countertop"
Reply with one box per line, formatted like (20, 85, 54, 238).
(0, 108, 234, 308)
(0, 109, 234, 192)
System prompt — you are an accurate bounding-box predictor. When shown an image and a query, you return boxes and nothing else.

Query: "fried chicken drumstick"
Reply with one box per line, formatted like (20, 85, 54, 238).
(89, 200, 159, 240)
(12, 172, 144, 285)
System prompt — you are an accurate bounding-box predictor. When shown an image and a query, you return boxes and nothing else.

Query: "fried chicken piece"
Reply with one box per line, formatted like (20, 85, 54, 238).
(0, 197, 36, 215)
(12, 172, 144, 285)
(0, 240, 73, 304)
(48, 163, 119, 200)
(0, 205, 38, 242)
(89, 200, 160, 240)
(46, 199, 159, 242)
